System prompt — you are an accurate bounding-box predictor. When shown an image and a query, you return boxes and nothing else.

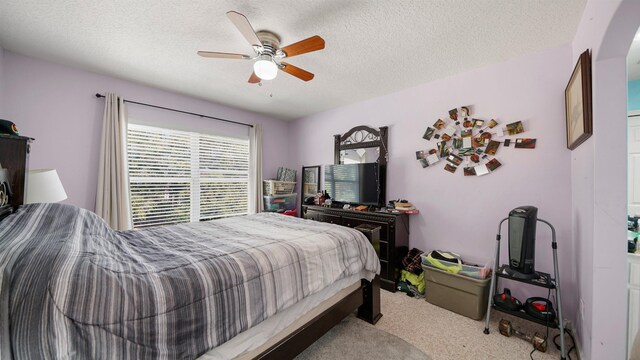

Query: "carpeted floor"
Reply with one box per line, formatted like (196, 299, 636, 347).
(298, 290, 574, 360)
(296, 315, 431, 360)
(374, 290, 571, 359)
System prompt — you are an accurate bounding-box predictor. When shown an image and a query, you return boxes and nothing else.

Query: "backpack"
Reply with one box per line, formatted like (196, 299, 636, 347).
(424, 250, 463, 274)
(401, 248, 424, 274)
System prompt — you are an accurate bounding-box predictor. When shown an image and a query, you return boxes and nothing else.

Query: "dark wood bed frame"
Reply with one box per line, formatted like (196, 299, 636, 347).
(1, 135, 382, 359)
(256, 276, 381, 359)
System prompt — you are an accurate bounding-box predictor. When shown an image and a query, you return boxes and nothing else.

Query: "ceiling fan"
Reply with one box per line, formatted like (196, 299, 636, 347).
(198, 11, 325, 84)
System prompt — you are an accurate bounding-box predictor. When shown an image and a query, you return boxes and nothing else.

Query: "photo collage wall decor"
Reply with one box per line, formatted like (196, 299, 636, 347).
(416, 106, 536, 176)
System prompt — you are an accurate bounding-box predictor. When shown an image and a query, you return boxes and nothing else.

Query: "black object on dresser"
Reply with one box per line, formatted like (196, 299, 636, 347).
(303, 205, 409, 292)
(0, 135, 33, 219)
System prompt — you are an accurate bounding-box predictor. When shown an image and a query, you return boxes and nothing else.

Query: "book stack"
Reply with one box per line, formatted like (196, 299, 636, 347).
(394, 202, 419, 214)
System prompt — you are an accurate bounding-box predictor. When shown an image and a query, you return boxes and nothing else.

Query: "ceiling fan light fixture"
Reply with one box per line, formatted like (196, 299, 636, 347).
(253, 55, 278, 80)
(199, 11, 324, 83)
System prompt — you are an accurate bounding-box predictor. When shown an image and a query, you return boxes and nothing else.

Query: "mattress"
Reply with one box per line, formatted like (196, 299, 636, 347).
(0, 203, 379, 359)
(200, 275, 363, 360)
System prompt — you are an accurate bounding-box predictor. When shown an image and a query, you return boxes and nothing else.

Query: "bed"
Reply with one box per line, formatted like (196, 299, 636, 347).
(0, 202, 381, 359)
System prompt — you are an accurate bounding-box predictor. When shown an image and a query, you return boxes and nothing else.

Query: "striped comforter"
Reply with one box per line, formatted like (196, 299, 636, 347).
(0, 204, 379, 359)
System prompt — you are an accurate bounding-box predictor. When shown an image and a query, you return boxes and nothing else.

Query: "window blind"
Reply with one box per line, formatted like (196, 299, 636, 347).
(127, 124, 249, 228)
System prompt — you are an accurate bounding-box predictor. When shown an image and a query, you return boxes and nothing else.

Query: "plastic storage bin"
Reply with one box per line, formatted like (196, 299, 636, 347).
(263, 180, 296, 196)
(263, 193, 297, 212)
(422, 264, 491, 320)
(421, 254, 491, 280)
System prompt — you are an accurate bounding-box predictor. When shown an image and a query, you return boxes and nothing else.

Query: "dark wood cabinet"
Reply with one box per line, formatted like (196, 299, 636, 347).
(302, 205, 409, 292)
(0, 135, 32, 214)
(318, 212, 341, 225)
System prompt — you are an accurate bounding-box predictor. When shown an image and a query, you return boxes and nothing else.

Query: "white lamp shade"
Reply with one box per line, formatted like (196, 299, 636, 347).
(26, 169, 68, 204)
(253, 56, 278, 80)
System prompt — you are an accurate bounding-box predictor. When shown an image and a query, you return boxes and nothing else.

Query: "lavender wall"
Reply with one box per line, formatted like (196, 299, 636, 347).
(570, 0, 640, 358)
(1, 51, 289, 211)
(290, 45, 576, 321)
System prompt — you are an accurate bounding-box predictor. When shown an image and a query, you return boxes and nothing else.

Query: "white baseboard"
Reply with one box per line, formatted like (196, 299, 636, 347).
(564, 320, 582, 360)
(574, 333, 584, 360)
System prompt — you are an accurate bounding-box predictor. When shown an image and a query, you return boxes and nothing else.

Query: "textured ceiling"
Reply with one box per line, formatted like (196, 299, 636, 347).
(0, 0, 586, 121)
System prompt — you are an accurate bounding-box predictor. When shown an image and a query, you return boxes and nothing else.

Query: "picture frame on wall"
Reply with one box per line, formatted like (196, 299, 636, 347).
(565, 49, 592, 150)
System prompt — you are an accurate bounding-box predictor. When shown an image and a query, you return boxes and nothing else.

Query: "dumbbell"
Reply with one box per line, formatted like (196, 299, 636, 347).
(498, 319, 547, 353)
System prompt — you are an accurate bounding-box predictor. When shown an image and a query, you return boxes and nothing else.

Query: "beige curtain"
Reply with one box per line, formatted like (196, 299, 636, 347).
(249, 124, 263, 214)
(96, 93, 132, 230)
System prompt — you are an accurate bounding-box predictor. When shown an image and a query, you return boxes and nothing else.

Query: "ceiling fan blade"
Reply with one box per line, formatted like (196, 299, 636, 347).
(280, 62, 314, 81)
(197, 51, 251, 60)
(280, 35, 325, 57)
(248, 72, 261, 84)
(226, 11, 262, 47)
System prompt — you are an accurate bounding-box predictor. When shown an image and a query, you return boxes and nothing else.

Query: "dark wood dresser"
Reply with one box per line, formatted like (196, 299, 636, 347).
(0, 135, 32, 216)
(302, 205, 409, 292)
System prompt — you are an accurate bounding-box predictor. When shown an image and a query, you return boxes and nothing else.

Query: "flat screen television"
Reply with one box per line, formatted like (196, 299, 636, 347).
(324, 163, 381, 206)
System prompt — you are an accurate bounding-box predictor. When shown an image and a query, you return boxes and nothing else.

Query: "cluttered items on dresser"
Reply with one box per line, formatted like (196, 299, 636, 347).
(386, 199, 420, 214)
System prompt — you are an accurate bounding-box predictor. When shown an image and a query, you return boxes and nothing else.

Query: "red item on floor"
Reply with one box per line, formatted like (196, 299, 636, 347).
(283, 209, 297, 217)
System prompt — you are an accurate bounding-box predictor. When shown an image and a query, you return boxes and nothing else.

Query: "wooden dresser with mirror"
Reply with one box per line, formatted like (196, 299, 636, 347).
(301, 125, 409, 292)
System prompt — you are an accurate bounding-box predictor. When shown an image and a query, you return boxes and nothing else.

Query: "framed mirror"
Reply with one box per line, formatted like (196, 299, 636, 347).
(339, 147, 380, 164)
(301, 165, 320, 214)
(333, 125, 388, 207)
(334, 126, 388, 165)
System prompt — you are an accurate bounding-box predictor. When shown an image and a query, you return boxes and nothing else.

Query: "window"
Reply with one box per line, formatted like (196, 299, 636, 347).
(127, 124, 249, 228)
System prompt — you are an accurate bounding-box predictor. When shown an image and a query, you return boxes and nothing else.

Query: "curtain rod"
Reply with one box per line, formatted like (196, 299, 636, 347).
(95, 93, 253, 128)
